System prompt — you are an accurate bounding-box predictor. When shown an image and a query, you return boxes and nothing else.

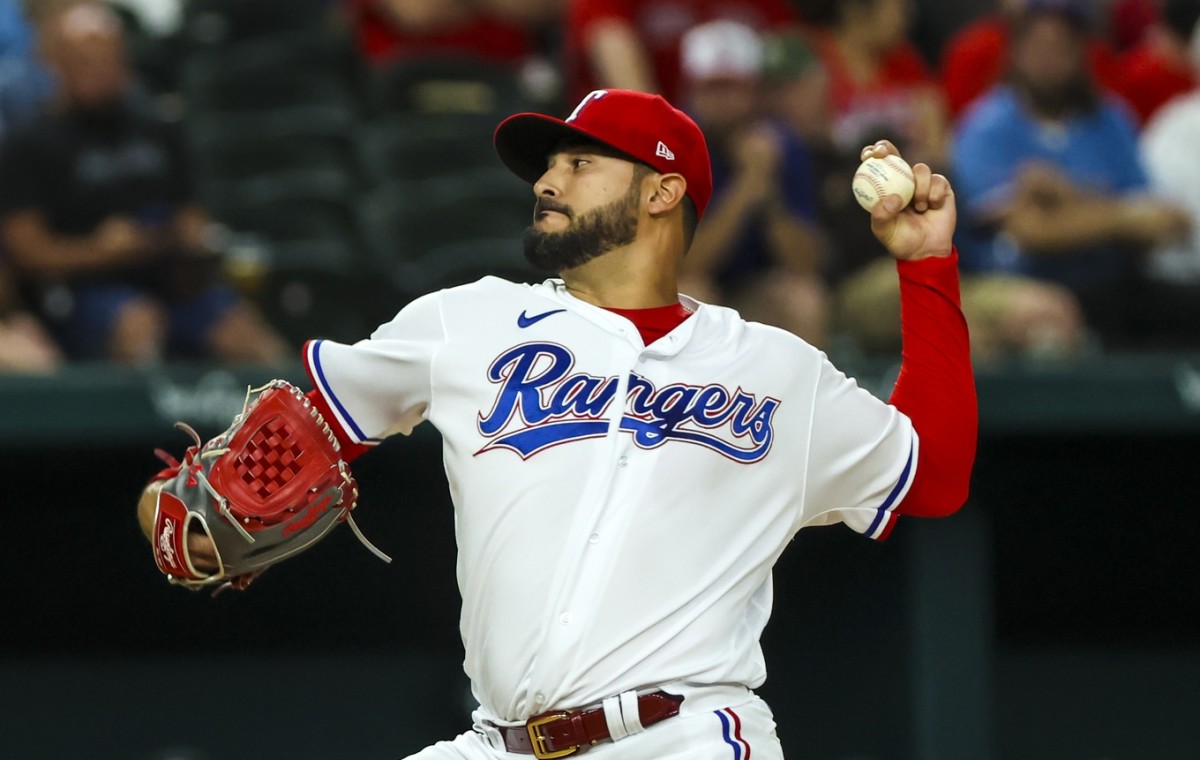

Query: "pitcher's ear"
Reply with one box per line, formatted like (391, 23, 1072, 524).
(647, 173, 687, 216)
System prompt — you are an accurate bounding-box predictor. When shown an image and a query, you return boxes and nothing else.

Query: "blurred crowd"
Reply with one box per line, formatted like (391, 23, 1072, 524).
(2, 0, 1200, 373)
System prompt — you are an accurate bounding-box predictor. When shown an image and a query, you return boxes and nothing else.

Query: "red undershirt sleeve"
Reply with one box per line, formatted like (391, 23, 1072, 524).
(887, 249, 978, 521)
(306, 389, 371, 463)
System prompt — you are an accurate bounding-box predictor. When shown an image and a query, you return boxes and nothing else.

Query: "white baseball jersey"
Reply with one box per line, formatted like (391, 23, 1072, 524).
(305, 276, 917, 723)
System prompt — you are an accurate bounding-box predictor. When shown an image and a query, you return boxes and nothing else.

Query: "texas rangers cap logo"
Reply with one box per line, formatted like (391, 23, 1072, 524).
(566, 89, 607, 123)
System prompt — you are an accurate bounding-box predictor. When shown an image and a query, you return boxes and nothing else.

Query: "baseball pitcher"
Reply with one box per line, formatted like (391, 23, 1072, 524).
(136, 89, 976, 758)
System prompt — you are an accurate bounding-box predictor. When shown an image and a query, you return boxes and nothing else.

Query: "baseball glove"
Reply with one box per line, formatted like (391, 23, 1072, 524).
(150, 379, 390, 593)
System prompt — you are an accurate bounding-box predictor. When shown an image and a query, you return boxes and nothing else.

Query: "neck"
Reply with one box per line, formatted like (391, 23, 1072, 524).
(1015, 76, 1096, 121)
(836, 23, 881, 62)
(559, 233, 682, 309)
(833, 27, 886, 87)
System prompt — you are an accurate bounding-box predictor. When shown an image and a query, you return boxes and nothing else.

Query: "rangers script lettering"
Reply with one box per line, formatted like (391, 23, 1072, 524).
(476, 342, 780, 462)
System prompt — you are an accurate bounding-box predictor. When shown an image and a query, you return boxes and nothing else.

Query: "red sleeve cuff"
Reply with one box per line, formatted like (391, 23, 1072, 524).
(896, 249, 963, 307)
(305, 388, 370, 463)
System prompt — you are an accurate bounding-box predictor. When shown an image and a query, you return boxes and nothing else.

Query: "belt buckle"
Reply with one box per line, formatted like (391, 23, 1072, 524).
(527, 710, 576, 759)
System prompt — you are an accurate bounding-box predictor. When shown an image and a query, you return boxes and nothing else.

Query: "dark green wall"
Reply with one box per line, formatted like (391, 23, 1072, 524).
(3, 421, 1199, 758)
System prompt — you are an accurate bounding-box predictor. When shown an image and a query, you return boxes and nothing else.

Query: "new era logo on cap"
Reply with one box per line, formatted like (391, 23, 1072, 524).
(493, 89, 714, 219)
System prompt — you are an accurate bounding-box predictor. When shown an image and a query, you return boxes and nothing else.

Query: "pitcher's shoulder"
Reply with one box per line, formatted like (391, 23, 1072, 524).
(438, 276, 556, 302)
(694, 303, 824, 360)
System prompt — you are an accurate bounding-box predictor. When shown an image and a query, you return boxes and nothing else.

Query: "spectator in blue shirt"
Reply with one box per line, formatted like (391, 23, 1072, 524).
(758, 26, 1082, 362)
(676, 20, 829, 346)
(0, 0, 56, 137)
(954, 0, 1196, 348)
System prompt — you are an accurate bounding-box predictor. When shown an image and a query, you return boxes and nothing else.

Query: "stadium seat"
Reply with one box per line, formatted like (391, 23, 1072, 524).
(366, 56, 530, 117)
(211, 196, 359, 275)
(187, 106, 358, 148)
(254, 238, 373, 345)
(180, 24, 360, 119)
(202, 162, 354, 207)
(185, 29, 355, 76)
(192, 136, 353, 186)
(203, 166, 364, 306)
(185, 69, 355, 115)
(355, 114, 502, 185)
(183, 0, 333, 46)
(394, 236, 543, 297)
(356, 172, 532, 267)
(356, 170, 536, 300)
(213, 196, 357, 248)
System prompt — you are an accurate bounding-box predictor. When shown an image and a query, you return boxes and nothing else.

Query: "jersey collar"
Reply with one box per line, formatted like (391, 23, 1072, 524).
(538, 279, 703, 357)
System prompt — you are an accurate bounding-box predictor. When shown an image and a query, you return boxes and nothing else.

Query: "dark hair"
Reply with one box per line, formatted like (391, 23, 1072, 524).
(828, 0, 876, 25)
(1009, 0, 1098, 120)
(681, 197, 698, 253)
(1016, 0, 1092, 33)
(1163, 0, 1200, 40)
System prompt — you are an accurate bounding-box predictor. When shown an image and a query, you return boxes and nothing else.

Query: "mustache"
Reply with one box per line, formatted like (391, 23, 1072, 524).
(534, 198, 574, 219)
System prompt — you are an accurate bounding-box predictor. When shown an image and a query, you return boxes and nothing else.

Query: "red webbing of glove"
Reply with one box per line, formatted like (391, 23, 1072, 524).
(145, 389, 364, 482)
(887, 250, 977, 524)
(147, 389, 370, 486)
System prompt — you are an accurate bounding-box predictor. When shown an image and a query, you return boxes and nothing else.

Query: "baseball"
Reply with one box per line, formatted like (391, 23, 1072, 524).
(852, 155, 915, 212)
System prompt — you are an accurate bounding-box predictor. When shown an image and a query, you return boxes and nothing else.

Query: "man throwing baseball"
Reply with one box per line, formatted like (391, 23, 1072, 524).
(137, 89, 975, 757)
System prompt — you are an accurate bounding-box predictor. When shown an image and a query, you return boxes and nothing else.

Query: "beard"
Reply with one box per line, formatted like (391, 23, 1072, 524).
(1011, 71, 1098, 121)
(522, 177, 641, 274)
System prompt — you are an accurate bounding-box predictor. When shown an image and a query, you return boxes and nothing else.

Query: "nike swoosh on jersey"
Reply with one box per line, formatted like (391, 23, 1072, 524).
(517, 309, 566, 328)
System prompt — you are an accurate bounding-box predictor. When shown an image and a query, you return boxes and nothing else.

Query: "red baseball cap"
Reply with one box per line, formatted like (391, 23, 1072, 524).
(494, 89, 714, 219)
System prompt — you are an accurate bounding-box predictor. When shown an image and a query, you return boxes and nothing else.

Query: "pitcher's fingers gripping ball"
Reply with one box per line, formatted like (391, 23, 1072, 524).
(150, 380, 390, 594)
(852, 152, 915, 211)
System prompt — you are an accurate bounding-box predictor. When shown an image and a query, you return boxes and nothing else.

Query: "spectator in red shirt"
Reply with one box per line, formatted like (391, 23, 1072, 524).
(563, 0, 797, 104)
(346, 0, 534, 67)
(941, 0, 1122, 120)
(1110, 0, 1200, 126)
(810, 0, 948, 165)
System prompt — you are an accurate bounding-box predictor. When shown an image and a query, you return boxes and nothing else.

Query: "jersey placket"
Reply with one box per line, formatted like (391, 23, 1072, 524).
(520, 316, 649, 712)
(522, 307, 700, 711)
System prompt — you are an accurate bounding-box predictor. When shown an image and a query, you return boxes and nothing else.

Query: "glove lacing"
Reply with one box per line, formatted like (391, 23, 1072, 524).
(170, 381, 394, 566)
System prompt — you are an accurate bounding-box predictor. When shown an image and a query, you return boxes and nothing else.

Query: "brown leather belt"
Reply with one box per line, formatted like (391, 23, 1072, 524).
(490, 691, 683, 758)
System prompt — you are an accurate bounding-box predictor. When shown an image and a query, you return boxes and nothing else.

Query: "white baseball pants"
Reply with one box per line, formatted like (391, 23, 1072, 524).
(402, 695, 783, 760)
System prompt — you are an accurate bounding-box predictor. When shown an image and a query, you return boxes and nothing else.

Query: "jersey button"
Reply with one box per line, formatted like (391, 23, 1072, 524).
(560, 612, 573, 625)
(533, 692, 546, 706)
(618, 456, 628, 468)
(588, 532, 600, 544)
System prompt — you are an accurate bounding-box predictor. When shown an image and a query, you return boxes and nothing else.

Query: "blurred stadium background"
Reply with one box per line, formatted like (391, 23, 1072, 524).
(2, 0, 1199, 758)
